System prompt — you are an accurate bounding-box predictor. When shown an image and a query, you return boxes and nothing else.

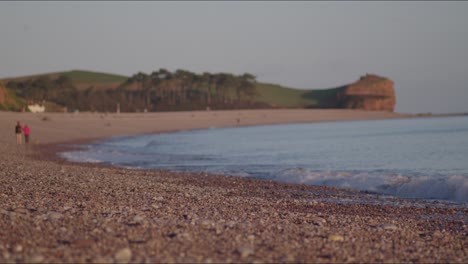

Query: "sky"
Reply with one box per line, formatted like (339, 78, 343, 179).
(1, 1, 467, 114)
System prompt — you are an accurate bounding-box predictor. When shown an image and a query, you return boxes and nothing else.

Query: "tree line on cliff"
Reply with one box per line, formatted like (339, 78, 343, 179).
(5, 69, 270, 112)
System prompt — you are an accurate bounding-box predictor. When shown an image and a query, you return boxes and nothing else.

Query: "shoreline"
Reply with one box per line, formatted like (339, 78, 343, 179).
(1, 109, 414, 144)
(55, 121, 468, 207)
(1, 109, 467, 263)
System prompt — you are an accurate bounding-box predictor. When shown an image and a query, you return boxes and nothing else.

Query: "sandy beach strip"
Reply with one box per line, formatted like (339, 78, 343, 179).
(0, 109, 466, 263)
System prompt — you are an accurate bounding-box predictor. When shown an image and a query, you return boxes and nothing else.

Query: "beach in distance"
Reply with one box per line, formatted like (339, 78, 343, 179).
(0, 109, 467, 263)
(0, 109, 412, 144)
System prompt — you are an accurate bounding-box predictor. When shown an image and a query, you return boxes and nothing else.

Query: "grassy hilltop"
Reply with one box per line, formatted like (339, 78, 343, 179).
(0, 69, 395, 112)
(60, 70, 325, 108)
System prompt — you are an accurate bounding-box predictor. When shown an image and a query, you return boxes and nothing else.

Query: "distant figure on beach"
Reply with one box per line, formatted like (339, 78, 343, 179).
(15, 121, 22, 145)
(23, 124, 30, 144)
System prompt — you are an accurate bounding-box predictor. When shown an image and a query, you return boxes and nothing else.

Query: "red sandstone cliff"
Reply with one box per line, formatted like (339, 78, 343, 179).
(0, 82, 8, 106)
(0, 82, 25, 111)
(337, 74, 396, 112)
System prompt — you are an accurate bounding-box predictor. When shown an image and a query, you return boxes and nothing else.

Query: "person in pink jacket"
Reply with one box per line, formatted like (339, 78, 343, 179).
(23, 124, 30, 144)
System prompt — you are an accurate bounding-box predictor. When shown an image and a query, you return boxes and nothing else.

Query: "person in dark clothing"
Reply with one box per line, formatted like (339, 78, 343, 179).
(15, 121, 22, 145)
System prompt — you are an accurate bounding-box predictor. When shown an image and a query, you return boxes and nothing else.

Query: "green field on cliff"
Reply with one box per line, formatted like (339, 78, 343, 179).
(254, 83, 312, 107)
(60, 70, 322, 107)
(61, 70, 128, 83)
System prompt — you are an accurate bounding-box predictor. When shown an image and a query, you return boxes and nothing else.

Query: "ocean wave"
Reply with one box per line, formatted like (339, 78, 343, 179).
(60, 151, 103, 164)
(144, 140, 160, 148)
(276, 169, 468, 202)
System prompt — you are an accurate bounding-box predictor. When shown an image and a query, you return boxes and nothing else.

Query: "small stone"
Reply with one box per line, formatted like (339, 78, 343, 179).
(236, 246, 254, 259)
(379, 224, 398, 231)
(201, 220, 213, 229)
(285, 253, 295, 262)
(2, 252, 10, 260)
(128, 236, 147, 244)
(93, 256, 112, 263)
(310, 216, 327, 226)
(433, 230, 444, 238)
(57, 238, 72, 245)
(226, 221, 236, 228)
(14, 208, 29, 214)
(127, 215, 145, 226)
(115, 248, 132, 263)
(27, 254, 45, 263)
(133, 215, 144, 223)
(47, 212, 63, 221)
(14, 244, 23, 253)
(74, 239, 94, 248)
(179, 232, 191, 240)
(27, 206, 37, 212)
(328, 234, 344, 242)
(153, 196, 164, 202)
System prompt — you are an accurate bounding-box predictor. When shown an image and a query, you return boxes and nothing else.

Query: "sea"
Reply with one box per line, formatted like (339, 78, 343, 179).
(61, 115, 468, 204)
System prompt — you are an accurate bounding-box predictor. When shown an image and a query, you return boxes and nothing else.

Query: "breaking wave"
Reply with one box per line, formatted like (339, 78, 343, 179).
(275, 169, 468, 202)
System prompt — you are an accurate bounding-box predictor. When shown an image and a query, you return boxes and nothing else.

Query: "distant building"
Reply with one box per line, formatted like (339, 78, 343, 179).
(28, 104, 45, 113)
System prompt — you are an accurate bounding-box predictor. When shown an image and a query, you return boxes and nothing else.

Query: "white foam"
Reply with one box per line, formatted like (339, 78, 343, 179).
(60, 151, 102, 164)
(276, 169, 468, 202)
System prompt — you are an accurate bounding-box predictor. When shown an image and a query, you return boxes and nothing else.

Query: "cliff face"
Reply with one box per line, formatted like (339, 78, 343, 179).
(0, 82, 8, 106)
(337, 74, 396, 112)
(0, 82, 24, 111)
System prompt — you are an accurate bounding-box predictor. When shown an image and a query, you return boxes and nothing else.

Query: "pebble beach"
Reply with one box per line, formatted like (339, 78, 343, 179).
(0, 109, 466, 263)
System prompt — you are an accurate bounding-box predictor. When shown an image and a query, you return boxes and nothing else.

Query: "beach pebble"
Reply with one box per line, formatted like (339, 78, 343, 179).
(13, 244, 23, 253)
(47, 212, 63, 221)
(126, 215, 144, 226)
(26, 254, 45, 263)
(2, 252, 10, 261)
(128, 235, 147, 244)
(153, 196, 164, 202)
(74, 239, 94, 248)
(114, 248, 132, 263)
(225, 221, 237, 228)
(310, 216, 327, 226)
(379, 224, 398, 231)
(328, 234, 344, 242)
(236, 246, 254, 258)
(133, 215, 144, 223)
(93, 256, 112, 263)
(201, 220, 214, 229)
(14, 208, 29, 214)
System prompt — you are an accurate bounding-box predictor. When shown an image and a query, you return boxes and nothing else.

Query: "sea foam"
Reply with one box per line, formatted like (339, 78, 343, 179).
(276, 169, 468, 202)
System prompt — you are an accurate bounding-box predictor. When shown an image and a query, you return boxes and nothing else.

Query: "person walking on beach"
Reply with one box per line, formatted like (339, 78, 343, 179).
(23, 124, 30, 144)
(15, 121, 23, 145)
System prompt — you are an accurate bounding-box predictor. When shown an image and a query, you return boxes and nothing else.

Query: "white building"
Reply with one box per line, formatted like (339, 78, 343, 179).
(28, 104, 45, 113)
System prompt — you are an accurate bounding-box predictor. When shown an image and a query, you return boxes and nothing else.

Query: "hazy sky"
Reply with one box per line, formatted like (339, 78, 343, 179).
(1, 1, 467, 114)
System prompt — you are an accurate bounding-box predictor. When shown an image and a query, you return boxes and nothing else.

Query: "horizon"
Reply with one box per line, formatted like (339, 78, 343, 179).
(1, 2, 467, 114)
